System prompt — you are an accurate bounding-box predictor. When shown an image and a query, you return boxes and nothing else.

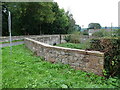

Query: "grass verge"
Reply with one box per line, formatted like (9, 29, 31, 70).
(2, 45, 120, 88)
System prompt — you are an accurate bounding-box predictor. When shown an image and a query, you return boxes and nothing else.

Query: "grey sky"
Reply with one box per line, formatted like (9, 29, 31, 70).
(54, 0, 120, 28)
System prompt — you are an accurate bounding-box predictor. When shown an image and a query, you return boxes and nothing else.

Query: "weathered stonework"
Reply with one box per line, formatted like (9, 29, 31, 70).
(24, 36, 104, 75)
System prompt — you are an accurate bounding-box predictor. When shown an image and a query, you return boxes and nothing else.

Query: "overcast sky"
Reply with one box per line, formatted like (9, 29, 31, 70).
(54, 0, 120, 28)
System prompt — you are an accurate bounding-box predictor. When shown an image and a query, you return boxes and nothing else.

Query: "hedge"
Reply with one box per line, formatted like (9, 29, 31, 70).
(90, 37, 120, 77)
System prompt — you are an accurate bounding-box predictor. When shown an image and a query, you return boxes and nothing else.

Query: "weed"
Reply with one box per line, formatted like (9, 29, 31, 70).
(2, 45, 120, 88)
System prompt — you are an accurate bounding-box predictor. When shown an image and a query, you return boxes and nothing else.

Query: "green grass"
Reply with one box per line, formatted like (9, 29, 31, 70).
(56, 43, 89, 50)
(2, 45, 120, 88)
(0, 39, 23, 44)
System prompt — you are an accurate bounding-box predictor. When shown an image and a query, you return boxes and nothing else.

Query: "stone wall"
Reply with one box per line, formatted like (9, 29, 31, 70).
(0, 35, 39, 42)
(31, 35, 66, 45)
(24, 37, 104, 76)
(0, 35, 65, 43)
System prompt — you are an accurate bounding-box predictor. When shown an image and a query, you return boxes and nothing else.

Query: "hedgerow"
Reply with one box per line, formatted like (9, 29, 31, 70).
(90, 37, 120, 77)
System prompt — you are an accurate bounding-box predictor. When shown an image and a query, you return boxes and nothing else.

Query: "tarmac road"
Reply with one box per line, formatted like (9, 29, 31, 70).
(0, 41, 24, 48)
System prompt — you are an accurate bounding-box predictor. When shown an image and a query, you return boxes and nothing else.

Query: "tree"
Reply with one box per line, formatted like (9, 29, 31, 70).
(34, 2, 55, 34)
(74, 25, 81, 31)
(2, 2, 56, 35)
(52, 8, 69, 34)
(88, 23, 101, 29)
(2, 2, 77, 35)
(42, 2, 69, 34)
(2, 3, 9, 36)
(65, 11, 76, 33)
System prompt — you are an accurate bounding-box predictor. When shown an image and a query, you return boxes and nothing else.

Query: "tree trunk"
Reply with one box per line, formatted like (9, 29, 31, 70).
(40, 24, 41, 35)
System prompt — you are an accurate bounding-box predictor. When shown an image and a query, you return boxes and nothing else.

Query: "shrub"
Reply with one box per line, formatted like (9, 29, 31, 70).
(64, 35, 71, 42)
(92, 29, 112, 37)
(82, 30, 89, 35)
(57, 43, 89, 50)
(117, 29, 120, 36)
(64, 31, 80, 43)
(90, 37, 120, 77)
(114, 29, 120, 36)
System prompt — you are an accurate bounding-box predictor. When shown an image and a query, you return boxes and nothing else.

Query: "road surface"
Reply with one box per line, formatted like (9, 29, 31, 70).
(0, 41, 24, 48)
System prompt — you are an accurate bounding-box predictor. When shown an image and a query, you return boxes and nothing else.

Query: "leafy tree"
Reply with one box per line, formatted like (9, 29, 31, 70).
(74, 25, 81, 31)
(2, 2, 77, 36)
(34, 2, 55, 34)
(51, 7, 69, 34)
(88, 23, 101, 29)
(2, 3, 9, 36)
(41, 2, 69, 34)
(2, 2, 56, 35)
(65, 11, 76, 33)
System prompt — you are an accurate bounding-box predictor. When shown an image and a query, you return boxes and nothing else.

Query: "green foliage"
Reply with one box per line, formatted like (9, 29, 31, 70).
(57, 43, 88, 49)
(64, 32, 81, 43)
(47, 4, 69, 34)
(90, 37, 120, 77)
(74, 25, 81, 31)
(2, 2, 76, 35)
(103, 69, 107, 76)
(82, 30, 89, 35)
(2, 45, 120, 88)
(64, 35, 71, 42)
(70, 32, 81, 43)
(65, 11, 76, 34)
(115, 29, 120, 36)
(117, 29, 120, 36)
(88, 23, 101, 29)
(92, 29, 112, 37)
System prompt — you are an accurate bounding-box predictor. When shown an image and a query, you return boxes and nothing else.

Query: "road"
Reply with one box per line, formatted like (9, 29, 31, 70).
(0, 41, 24, 48)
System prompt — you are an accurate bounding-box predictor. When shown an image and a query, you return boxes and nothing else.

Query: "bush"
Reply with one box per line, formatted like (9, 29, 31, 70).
(90, 37, 120, 77)
(82, 30, 89, 35)
(117, 29, 120, 36)
(115, 29, 120, 36)
(64, 31, 80, 43)
(92, 29, 112, 37)
(57, 43, 89, 50)
(64, 35, 71, 42)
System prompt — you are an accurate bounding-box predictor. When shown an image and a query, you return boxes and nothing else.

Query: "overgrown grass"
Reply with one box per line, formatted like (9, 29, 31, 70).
(57, 43, 89, 50)
(2, 45, 120, 88)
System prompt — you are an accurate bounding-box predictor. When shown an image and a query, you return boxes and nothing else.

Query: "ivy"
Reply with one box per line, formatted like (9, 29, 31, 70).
(90, 37, 120, 77)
